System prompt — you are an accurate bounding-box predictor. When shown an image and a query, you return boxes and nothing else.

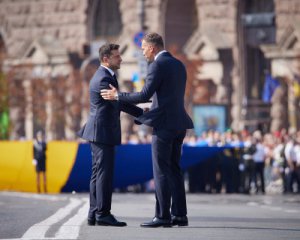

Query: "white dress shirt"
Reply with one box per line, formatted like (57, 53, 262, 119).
(154, 50, 167, 61)
(101, 65, 115, 77)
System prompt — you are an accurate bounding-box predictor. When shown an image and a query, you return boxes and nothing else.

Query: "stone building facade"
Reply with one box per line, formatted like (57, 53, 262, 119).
(0, 0, 299, 140)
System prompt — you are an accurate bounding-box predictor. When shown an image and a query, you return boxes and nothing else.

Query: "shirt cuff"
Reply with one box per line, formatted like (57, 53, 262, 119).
(115, 92, 119, 101)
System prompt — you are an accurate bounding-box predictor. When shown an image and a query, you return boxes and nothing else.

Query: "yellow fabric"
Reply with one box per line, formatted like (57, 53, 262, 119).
(46, 141, 78, 193)
(0, 141, 34, 192)
(0, 141, 78, 193)
(293, 82, 300, 98)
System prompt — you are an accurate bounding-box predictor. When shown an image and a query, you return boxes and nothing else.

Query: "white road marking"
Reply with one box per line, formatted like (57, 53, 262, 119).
(284, 209, 300, 213)
(246, 202, 259, 206)
(266, 206, 282, 211)
(21, 198, 82, 239)
(247, 201, 300, 215)
(54, 200, 89, 239)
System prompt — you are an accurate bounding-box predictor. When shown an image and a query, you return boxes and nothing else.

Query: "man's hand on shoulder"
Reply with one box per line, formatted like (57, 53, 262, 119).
(101, 84, 118, 100)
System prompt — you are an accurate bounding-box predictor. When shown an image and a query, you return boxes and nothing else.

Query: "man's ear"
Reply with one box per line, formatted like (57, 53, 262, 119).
(102, 56, 108, 63)
(150, 45, 155, 53)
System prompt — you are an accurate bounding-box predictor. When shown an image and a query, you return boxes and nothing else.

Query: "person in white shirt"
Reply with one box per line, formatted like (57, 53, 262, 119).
(252, 138, 266, 193)
(284, 138, 299, 193)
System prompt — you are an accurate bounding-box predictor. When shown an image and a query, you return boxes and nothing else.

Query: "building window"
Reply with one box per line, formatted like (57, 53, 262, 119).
(243, 0, 275, 100)
(164, 0, 198, 51)
(94, 0, 122, 39)
(245, 0, 274, 13)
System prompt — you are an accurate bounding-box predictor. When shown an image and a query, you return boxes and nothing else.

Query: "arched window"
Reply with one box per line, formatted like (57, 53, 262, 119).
(164, 0, 198, 51)
(245, 0, 274, 13)
(93, 0, 122, 40)
(242, 0, 275, 99)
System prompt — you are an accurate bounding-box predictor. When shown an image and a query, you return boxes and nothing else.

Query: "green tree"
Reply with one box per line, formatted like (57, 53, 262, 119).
(0, 71, 9, 139)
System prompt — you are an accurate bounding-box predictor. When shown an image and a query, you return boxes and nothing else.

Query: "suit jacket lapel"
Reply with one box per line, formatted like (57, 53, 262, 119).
(112, 74, 119, 89)
(100, 66, 119, 89)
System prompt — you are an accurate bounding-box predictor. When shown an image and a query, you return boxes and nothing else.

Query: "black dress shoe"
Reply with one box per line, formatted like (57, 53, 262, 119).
(171, 216, 188, 226)
(140, 217, 172, 228)
(96, 214, 127, 227)
(87, 219, 95, 226)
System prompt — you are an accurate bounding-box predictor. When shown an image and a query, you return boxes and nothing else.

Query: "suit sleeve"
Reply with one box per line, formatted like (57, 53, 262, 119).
(99, 76, 118, 106)
(118, 62, 161, 104)
(99, 76, 113, 92)
(119, 101, 143, 117)
(100, 75, 143, 117)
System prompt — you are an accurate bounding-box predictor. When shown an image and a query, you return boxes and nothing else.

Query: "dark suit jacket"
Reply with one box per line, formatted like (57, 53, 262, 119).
(78, 66, 143, 145)
(118, 52, 194, 130)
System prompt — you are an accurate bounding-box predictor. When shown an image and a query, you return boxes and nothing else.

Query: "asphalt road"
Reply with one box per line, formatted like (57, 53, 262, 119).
(0, 191, 300, 240)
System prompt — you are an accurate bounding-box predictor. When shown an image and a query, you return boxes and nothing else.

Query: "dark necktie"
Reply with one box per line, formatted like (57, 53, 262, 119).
(112, 74, 119, 89)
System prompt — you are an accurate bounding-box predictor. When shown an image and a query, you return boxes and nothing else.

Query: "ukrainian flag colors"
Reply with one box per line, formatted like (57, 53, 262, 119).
(46, 141, 78, 193)
(0, 141, 34, 192)
(0, 141, 228, 193)
(0, 141, 78, 193)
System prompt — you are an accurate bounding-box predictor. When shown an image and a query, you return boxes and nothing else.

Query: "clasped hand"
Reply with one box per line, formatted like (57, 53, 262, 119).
(100, 84, 117, 100)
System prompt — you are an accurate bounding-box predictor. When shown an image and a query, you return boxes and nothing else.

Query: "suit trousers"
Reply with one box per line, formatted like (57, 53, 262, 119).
(152, 128, 187, 219)
(89, 142, 115, 220)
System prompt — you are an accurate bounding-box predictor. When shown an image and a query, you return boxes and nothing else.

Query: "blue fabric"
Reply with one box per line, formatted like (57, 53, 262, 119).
(61, 144, 228, 192)
(262, 74, 280, 103)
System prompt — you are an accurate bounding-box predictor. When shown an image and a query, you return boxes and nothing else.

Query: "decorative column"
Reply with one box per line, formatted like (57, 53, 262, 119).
(231, 0, 245, 131)
(45, 75, 53, 141)
(287, 78, 298, 132)
(270, 84, 288, 132)
(23, 77, 33, 139)
(64, 66, 75, 140)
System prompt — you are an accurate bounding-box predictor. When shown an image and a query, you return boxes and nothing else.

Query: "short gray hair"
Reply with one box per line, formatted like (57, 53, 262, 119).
(143, 33, 164, 48)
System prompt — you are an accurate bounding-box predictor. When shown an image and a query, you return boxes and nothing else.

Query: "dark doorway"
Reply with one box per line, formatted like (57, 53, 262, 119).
(92, 0, 122, 40)
(164, 0, 198, 51)
(239, 0, 275, 131)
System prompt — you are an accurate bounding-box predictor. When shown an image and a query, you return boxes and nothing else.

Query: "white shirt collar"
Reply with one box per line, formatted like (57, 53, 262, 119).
(154, 50, 167, 61)
(101, 65, 115, 77)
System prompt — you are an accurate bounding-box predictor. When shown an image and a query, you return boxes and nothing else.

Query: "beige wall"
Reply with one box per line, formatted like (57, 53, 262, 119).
(0, 0, 88, 58)
(1, 0, 300, 137)
(275, 0, 300, 41)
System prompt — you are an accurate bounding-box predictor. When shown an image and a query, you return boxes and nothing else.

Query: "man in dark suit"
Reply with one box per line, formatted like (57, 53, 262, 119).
(33, 130, 47, 193)
(78, 44, 143, 227)
(101, 33, 194, 227)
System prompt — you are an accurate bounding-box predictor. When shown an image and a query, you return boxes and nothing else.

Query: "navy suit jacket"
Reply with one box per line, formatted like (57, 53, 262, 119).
(77, 66, 143, 145)
(119, 52, 194, 130)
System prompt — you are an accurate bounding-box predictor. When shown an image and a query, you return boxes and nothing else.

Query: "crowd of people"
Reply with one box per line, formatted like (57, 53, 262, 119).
(124, 127, 300, 195)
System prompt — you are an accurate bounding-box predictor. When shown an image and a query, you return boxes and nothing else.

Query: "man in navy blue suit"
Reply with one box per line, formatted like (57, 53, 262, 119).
(78, 44, 143, 227)
(101, 33, 194, 227)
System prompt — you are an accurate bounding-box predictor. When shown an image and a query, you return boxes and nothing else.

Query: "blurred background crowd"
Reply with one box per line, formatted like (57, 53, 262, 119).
(185, 128, 300, 195)
(124, 128, 300, 195)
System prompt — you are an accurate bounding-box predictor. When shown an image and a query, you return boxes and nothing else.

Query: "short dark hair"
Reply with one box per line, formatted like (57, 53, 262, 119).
(98, 43, 120, 61)
(143, 32, 164, 48)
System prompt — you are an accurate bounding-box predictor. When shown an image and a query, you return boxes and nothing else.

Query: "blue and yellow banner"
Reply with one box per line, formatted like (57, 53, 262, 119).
(0, 141, 228, 193)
